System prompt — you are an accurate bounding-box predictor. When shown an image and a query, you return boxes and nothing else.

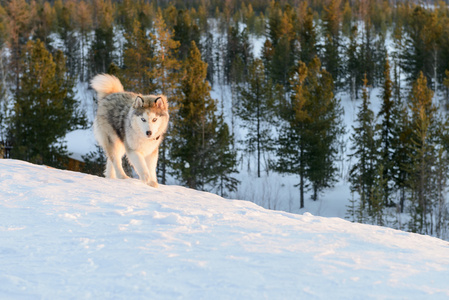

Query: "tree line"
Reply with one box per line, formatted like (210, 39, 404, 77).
(0, 0, 448, 238)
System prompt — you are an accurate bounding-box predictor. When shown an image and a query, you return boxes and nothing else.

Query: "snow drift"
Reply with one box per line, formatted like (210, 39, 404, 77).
(0, 159, 448, 299)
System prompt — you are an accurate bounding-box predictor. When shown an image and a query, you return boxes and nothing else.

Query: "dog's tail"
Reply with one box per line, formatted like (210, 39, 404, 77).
(91, 74, 124, 101)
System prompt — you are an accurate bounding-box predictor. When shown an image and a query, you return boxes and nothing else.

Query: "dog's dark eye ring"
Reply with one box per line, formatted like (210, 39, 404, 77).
(141, 117, 146, 122)
(152, 118, 157, 122)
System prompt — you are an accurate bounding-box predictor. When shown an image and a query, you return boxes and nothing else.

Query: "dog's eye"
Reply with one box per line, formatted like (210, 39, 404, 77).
(141, 117, 146, 122)
(152, 118, 157, 122)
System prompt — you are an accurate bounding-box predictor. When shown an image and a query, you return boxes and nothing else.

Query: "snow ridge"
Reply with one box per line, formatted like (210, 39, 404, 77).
(0, 159, 448, 299)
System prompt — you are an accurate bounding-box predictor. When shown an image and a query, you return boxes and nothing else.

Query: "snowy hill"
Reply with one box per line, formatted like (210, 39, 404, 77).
(1, 159, 448, 299)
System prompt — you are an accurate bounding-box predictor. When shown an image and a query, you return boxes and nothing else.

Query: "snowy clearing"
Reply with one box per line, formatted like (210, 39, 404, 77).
(1, 159, 448, 299)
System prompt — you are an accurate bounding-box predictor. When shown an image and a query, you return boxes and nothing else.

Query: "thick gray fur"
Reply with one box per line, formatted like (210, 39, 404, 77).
(91, 74, 169, 188)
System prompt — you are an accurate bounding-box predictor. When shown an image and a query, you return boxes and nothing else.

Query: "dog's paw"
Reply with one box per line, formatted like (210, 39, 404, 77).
(148, 181, 159, 188)
(139, 174, 157, 187)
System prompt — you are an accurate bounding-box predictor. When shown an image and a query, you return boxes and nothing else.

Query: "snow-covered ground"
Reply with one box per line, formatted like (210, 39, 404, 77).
(1, 159, 448, 299)
(64, 28, 448, 241)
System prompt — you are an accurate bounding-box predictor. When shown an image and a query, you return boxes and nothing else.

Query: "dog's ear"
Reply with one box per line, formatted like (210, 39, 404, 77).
(154, 95, 167, 110)
(154, 97, 162, 108)
(133, 96, 144, 108)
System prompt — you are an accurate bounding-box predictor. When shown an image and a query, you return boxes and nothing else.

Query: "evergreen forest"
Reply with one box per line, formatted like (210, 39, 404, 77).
(1, 0, 449, 239)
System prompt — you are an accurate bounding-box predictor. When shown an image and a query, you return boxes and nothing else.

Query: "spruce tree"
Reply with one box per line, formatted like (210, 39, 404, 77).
(267, 3, 298, 86)
(377, 57, 395, 207)
(236, 58, 275, 178)
(299, 7, 317, 65)
(9, 40, 86, 167)
(173, 9, 200, 60)
(401, 6, 442, 86)
(171, 41, 238, 193)
(322, 0, 343, 87)
(34, 1, 57, 48)
(358, 21, 377, 87)
(202, 32, 215, 85)
(391, 104, 411, 214)
(148, 10, 180, 99)
(73, 0, 92, 82)
(55, 0, 80, 79)
(369, 164, 387, 226)
(274, 61, 308, 208)
(89, 0, 115, 76)
(121, 19, 155, 94)
(348, 75, 378, 216)
(275, 57, 344, 206)
(225, 24, 252, 84)
(5, 0, 35, 97)
(346, 25, 360, 100)
(148, 10, 181, 184)
(406, 72, 437, 234)
(305, 57, 345, 200)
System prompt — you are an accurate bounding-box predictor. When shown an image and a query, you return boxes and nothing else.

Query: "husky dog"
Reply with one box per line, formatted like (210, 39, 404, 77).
(91, 74, 169, 188)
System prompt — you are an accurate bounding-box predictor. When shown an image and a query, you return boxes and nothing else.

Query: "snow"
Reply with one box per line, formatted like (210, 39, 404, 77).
(1, 159, 449, 299)
(65, 128, 97, 161)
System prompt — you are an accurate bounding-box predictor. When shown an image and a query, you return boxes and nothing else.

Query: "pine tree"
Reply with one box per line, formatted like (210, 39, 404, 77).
(322, 0, 343, 87)
(5, 0, 35, 97)
(236, 59, 275, 178)
(391, 103, 411, 214)
(89, 0, 115, 76)
(305, 57, 345, 200)
(433, 140, 449, 239)
(299, 7, 317, 65)
(148, 10, 181, 184)
(225, 24, 252, 84)
(121, 19, 155, 94)
(73, 0, 92, 82)
(369, 163, 387, 226)
(274, 61, 308, 208)
(202, 32, 215, 85)
(242, 3, 256, 33)
(171, 41, 238, 193)
(55, 0, 80, 79)
(348, 75, 378, 216)
(148, 11, 181, 98)
(173, 9, 200, 60)
(9, 40, 86, 167)
(341, 0, 353, 36)
(117, 0, 153, 32)
(377, 56, 395, 207)
(401, 6, 442, 86)
(34, 1, 57, 48)
(267, 3, 298, 85)
(346, 25, 360, 100)
(82, 145, 106, 177)
(407, 72, 437, 234)
(275, 57, 344, 206)
(358, 20, 377, 87)
(261, 38, 274, 77)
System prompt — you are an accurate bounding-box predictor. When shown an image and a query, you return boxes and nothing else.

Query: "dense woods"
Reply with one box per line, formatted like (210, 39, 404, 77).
(1, 0, 449, 239)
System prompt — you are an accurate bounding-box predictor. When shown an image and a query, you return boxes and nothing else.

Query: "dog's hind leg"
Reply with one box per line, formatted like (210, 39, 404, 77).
(127, 150, 152, 186)
(105, 159, 116, 178)
(106, 140, 129, 179)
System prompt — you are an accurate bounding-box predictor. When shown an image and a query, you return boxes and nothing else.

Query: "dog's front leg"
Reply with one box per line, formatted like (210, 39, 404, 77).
(127, 150, 152, 186)
(145, 149, 159, 188)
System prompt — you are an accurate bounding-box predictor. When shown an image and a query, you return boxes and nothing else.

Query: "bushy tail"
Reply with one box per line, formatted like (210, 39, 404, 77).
(90, 74, 124, 101)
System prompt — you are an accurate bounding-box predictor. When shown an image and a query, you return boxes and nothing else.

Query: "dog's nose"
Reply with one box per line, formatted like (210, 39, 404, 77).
(146, 131, 152, 137)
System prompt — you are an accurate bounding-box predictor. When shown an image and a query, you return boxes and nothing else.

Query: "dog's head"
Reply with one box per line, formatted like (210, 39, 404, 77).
(132, 95, 169, 140)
